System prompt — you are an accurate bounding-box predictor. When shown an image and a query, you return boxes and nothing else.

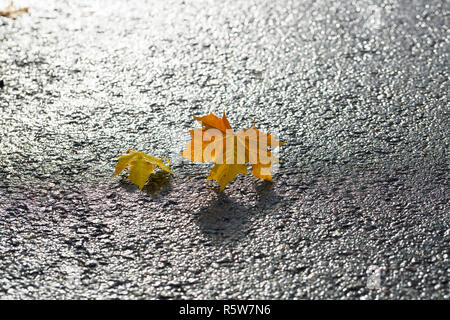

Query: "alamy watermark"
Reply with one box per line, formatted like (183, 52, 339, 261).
(183, 124, 284, 175)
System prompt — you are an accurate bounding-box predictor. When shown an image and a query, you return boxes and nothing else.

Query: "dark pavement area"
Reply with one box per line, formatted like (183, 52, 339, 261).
(0, 0, 448, 299)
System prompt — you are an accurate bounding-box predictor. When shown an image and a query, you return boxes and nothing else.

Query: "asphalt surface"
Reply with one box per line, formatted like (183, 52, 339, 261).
(0, 0, 448, 299)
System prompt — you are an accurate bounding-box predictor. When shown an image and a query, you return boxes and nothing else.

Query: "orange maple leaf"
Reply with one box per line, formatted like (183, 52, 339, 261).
(182, 112, 285, 191)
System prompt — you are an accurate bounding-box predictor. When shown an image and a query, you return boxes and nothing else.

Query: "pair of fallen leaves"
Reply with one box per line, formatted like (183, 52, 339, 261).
(113, 113, 285, 192)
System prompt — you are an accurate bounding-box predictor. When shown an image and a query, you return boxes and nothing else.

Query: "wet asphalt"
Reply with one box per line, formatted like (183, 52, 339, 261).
(0, 0, 449, 299)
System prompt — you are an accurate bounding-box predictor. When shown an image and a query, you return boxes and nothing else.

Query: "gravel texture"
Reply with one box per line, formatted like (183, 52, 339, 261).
(0, 0, 448, 299)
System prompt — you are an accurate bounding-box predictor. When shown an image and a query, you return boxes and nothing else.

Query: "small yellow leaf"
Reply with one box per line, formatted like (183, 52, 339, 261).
(113, 150, 174, 190)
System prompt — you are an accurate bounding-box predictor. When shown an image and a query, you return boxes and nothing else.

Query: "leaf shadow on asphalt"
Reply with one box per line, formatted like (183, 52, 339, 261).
(142, 171, 173, 195)
(193, 179, 282, 246)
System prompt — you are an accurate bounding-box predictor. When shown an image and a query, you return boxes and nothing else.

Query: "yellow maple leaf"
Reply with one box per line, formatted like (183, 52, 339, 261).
(182, 112, 285, 191)
(113, 149, 174, 190)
